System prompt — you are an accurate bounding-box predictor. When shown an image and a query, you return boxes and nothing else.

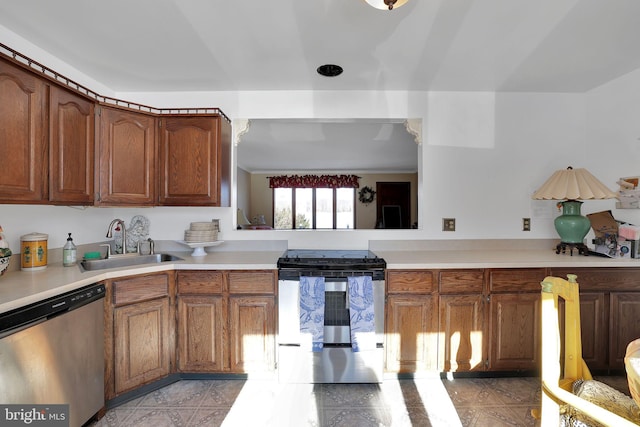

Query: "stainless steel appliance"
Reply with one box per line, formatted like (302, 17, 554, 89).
(277, 249, 386, 383)
(0, 283, 106, 427)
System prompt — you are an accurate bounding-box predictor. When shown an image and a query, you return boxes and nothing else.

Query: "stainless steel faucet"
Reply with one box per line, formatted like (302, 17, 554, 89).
(106, 219, 127, 255)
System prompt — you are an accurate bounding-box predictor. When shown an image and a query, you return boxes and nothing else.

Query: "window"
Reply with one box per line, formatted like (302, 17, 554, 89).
(273, 187, 355, 229)
(270, 174, 359, 229)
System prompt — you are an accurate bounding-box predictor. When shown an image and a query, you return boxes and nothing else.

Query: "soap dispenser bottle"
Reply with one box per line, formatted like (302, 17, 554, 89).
(63, 233, 77, 267)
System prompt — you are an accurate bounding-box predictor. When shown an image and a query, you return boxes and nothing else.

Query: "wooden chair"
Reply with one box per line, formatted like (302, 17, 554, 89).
(538, 274, 640, 426)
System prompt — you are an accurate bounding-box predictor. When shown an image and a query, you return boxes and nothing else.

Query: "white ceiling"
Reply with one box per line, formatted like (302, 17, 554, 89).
(2, 0, 640, 93)
(2, 0, 639, 172)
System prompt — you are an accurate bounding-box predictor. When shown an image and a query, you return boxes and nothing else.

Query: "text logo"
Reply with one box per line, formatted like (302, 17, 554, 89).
(0, 405, 68, 426)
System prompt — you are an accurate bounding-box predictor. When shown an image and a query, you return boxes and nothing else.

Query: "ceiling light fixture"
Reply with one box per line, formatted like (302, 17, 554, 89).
(365, 0, 409, 10)
(317, 64, 343, 77)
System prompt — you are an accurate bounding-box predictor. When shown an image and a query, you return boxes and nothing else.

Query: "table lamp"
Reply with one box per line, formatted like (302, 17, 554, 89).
(237, 208, 251, 229)
(532, 166, 617, 255)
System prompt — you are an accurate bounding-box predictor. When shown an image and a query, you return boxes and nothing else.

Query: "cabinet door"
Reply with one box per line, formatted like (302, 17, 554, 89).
(97, 107, 156, 205)
(579, 292, 609, 371)
(439, 294, 486, 372)
(114, 297, 170, 394)
(610, 292, 640, 370)
(228, 295, 275, 373)
(385, 294, 437, 372)
(0, 59, 47, 202)
(488, 293, 540, 371)
(177, 295, 225, 372)
(159, 116, 229, 206)
(49, 86, 94, 204)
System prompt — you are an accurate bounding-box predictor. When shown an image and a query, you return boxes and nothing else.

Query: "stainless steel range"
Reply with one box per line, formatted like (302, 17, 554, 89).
(277, 249, 386, 383)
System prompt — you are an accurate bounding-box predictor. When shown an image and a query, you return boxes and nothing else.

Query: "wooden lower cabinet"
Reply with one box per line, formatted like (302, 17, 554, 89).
(578, 292, 608, 370)
(438, 269, 486, 372)
(610, 292, 640, 369)
(388, 268, 545, 374)
(228, 295, 275, 373)
(105, 272, 174, 399)
(176, 270, 276, 374)
(550, 267, 640, 371)
(177, 295, 224, 372)
(439, 294, 486, 372)
(488, 293, 540, 371)
(114, 298, 171, 395)
(385, 270, 438, 373)
(386, 295, 437, 372)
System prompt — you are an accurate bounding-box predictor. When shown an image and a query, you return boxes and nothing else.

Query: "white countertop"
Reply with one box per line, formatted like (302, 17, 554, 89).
(376, 248, 640, 269)
(0, 250, 282, 314)
(1, 248, 639, 315)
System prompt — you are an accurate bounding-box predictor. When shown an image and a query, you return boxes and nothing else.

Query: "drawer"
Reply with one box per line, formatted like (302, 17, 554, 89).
(177, 271, 223, 294)
(387, 270, 434, 294)
(548, 268, 640, 292)
(439, 269, 484, 294)
(112, 274, 169, 305)
(228, 271, 276, 294)
(489, 268, 546, 293)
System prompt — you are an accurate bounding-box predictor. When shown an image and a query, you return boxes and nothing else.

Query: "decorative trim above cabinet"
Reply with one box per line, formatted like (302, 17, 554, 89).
(0, 42, 229, 121)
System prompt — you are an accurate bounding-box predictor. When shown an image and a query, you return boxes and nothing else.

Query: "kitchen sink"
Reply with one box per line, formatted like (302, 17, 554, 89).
(79, 253, 183, 272)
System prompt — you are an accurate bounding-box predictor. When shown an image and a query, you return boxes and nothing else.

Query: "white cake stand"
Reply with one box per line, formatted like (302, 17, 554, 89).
(177, 241, 224, 257)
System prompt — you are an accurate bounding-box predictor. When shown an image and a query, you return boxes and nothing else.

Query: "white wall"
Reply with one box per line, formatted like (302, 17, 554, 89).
(1, 25, 635, 251)
(584, 68, 640, 228)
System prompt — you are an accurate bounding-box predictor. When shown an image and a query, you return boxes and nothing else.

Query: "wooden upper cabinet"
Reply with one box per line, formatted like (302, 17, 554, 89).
(0, 59, 47, 203)
(49, 86, 94, 204)
(96, 106, 157, 206)
(159, 115, 231, 206)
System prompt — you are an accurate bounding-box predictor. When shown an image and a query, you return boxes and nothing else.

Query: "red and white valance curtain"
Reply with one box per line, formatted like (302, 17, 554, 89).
(268, 174, 360, 189)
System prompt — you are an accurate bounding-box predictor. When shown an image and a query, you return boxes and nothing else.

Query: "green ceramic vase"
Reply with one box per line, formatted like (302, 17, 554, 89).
(554, 200, 591, 244)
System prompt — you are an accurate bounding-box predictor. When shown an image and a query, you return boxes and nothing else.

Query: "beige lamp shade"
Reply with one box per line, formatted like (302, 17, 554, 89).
(237, 208, 251, 226)
(532, 167, 617, 200)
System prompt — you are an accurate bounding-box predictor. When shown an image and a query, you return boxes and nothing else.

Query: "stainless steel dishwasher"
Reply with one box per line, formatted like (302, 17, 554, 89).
(0, 283, 105, 427)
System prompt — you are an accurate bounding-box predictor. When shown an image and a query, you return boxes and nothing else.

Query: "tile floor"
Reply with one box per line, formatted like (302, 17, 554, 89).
(92, 376, 629, 427)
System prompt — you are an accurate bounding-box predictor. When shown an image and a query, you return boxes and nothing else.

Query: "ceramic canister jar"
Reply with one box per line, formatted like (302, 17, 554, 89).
(21, 232, 48, 271)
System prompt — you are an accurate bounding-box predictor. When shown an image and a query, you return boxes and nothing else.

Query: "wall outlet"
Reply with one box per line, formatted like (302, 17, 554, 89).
(443, 218, 456, 232)
(523, 218, 531, 231)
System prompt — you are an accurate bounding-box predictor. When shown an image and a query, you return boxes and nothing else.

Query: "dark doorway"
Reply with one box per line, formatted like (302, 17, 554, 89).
(376, 182, 410, 229)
